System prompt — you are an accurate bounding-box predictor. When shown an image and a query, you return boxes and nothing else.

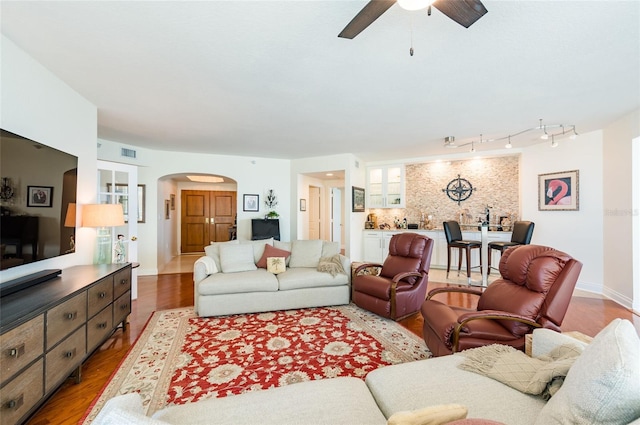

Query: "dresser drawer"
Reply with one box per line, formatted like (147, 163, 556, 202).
(113, 268, 131, 299)
(87, 306, 113, 353)
(46, 292, 87, 350)
(0, 315, 44, 386)
(0, 358, 43, 425)
(88, 277, 113, 318)
(45, 326, 86, 393)
(113, 291, 131, 328)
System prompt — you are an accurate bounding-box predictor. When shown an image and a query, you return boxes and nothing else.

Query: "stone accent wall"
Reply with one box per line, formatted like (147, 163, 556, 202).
(369, 155, 520, 229)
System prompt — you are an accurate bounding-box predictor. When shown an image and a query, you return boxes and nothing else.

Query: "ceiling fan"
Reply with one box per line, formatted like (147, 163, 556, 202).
(338, 0, 488, 39)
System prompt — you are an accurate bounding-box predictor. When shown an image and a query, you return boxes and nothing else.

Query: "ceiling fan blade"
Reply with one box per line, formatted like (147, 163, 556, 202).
(338, 0, 397, 39)
(433, 0, 487, 28)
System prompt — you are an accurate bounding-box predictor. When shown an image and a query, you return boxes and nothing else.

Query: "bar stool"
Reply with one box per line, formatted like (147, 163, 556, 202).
(488, 221, 535, 273)
(443, 220, 482, 279)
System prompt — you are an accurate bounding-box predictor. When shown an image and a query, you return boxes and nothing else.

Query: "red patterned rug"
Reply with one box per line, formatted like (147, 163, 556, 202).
(82, 304, 430, 423)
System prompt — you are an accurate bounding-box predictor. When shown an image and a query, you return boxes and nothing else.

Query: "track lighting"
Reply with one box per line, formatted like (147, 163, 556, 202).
(570, 126, 578, 140)
(550, 135, 558, 148)
(505, 135, 512, 149)
(540, 126, 549, 140)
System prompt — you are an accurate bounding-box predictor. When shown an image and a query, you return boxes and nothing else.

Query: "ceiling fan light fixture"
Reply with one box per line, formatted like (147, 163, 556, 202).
(397, 0, 434, 11)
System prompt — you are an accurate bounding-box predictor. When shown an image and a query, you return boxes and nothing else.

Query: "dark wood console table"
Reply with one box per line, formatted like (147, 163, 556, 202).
(0, 216, 39, 260)
(0, 263, 132, 425)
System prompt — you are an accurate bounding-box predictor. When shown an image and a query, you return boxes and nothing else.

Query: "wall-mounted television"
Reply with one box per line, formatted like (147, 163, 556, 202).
(0, 129, 78, 271)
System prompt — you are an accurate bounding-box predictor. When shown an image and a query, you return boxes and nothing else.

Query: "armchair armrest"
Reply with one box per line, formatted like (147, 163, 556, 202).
(427, 286, 484, 301)
(392, 271, 423, 284)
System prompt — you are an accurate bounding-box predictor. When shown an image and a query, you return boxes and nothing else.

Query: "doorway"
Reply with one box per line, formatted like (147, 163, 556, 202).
(181, 190, 236, 253)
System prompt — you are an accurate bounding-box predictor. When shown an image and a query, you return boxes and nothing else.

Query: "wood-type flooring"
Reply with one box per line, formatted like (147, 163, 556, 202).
(27, 273, 639, 425)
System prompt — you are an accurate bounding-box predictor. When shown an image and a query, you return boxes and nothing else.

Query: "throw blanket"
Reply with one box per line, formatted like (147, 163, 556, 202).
(459, 343, 583, 399)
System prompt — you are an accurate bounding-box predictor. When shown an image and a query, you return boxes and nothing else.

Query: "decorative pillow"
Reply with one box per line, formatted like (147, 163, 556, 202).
(317, 255, 346, 277)
(534, 319, 640, 425)
(239, 238, 274, 264)
(204, 240, 239, 271)
(288, 240, 323, 268)
(266, 257, 286, 274)
(257, 244, 291, 268)
(219, 244, 257, 273)
(387, 404, 468, 425)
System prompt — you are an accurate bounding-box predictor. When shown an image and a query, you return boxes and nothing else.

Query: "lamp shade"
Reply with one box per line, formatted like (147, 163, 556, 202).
(82, 204, 125, 227)
(64, 203, 77, 227)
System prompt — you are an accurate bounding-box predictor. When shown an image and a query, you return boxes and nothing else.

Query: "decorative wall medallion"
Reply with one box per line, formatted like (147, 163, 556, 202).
(442, 174, 476, 205)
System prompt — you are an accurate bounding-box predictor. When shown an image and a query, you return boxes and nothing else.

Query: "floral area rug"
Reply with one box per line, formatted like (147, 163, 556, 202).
(82, 304, 430, 423)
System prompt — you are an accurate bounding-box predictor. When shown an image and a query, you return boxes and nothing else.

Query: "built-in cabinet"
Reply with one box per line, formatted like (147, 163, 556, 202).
(0, 264, 132, 425)
(366, 165, 405, 208)
(362, 230, 512, 269)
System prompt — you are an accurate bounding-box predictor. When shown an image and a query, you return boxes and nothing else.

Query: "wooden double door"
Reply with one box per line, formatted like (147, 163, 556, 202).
(181, 190, 236, 253)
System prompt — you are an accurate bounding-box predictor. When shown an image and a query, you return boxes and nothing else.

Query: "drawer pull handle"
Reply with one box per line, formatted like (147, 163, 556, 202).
(98, 322, 108, 329)
(120, 303, 129, 310)
(98, 292, 106, 298)
(4, 394, 23, 410)
(65, 311, 78, 320)
(120, 279, 128, 285)
(8, 343, 25, 358)
(64, 348, 76, 359)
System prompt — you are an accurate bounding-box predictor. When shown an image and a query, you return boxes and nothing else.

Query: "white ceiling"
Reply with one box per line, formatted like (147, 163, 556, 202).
(1, 1, 638, 162)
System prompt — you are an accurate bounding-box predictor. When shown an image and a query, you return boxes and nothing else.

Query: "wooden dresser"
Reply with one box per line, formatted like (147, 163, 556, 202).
(0, 263, 132, 425)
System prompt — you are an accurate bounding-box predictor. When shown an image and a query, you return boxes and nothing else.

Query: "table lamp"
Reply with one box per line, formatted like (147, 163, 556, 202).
(82, 204, 125, 264)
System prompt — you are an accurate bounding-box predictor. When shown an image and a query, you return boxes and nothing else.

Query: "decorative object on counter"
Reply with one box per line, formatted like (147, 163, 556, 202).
(352, 186, 365, 212)
(538, 170, 579, 211)
(0, 177, 15, 201)
(379, 223, 391, 230)
(442, 174, 476, 206)
(242, 194, 259, 212)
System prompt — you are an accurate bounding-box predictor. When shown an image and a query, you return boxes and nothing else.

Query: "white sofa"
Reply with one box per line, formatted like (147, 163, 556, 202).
(193, 238, 351, 317)
(93, 318, 640, 425)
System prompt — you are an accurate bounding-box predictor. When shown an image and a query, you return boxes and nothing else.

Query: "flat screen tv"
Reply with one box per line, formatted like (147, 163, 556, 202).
(0, 129, 78, 272)
(251, 218, 280, 241)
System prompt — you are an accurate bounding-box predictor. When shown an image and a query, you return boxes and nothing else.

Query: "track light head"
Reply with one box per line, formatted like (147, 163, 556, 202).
(550, 135, 558, 148)
(505, 135, 512, 149)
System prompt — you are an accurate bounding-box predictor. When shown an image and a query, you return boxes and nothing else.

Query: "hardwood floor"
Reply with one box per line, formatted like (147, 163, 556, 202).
(26, 273, 639, 425)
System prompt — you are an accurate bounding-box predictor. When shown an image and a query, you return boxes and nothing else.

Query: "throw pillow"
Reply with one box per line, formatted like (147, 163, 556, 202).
(288, 239, 323, 268)
(534, 319, 640, 425)
(204, 239, 239, 271)
(219, 244, 257, 273)
(266, 257, 286, 274)
(239, 238, 274, 264)
(317, 255, 346, 277)
(257, 244, 291, 268)
(387, 404, 468, 425)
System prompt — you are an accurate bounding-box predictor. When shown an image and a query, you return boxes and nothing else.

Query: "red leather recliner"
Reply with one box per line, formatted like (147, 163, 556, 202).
(353, 233, 434, 320)
(421, 244, 583, 356)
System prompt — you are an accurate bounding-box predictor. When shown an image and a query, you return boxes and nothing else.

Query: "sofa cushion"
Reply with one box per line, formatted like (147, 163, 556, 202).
(387, 404, 468, 425)
(322, 240, 340, 257)
(274, 240, 292, 265)
(289, 239, 324, 268)
(204, 239, 239, 271)
(219, 244, 258, 273)
(256, 244, 291, 268)
(277, 267, 349, 291)
(239, 238, 274, 264)
(534, 318, 640, 425)
(153, 377, 388, 425)
(198, 269, 278, 295)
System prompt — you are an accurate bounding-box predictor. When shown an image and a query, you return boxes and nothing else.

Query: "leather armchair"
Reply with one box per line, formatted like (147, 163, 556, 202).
(353, 233, 434, 320)
(421, 244, 582, 356)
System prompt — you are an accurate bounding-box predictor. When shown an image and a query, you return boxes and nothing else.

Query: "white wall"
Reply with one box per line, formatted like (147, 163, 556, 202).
(602, 109, 640, 307)
(0, 36, 97, 282)
(98, 140, 290, 275)
(520, 130, 604, 294)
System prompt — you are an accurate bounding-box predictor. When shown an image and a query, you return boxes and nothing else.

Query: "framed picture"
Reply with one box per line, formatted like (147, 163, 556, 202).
(300, 199, 306, 212)
(27, 186, 53, 207)
(538, 170, 579, 211)
(352, 186, 365, 212)
(106, 183, 146, 223)
(243, 194, 259, 212)
(164, 199, 170, 219)
(170, 193, 176, 210)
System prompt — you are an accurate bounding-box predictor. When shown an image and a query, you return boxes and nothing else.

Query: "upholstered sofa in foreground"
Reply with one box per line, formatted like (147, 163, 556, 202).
(93, 318, 640, 425)
(193, 238, 350, 317)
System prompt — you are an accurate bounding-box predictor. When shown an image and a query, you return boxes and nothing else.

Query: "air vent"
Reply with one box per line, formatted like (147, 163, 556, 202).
(121, 148, 137, 159)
